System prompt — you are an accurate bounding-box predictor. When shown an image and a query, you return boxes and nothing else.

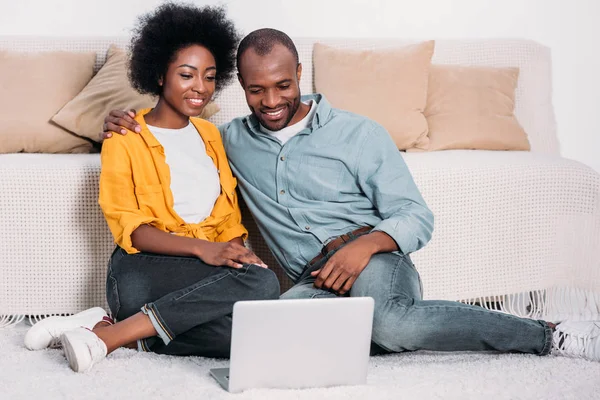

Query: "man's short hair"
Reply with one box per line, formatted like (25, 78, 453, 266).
(236, 28, 299, 71)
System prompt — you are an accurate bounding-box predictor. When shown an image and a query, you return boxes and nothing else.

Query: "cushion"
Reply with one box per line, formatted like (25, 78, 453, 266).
(313, 41, 435, 150)
(0, 50, 96, 153)
(418, 64, 530, 151)
(52, 45, 220, 142)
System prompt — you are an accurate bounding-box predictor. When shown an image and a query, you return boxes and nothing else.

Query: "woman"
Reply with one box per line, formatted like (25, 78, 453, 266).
(24, 3, 280, 372)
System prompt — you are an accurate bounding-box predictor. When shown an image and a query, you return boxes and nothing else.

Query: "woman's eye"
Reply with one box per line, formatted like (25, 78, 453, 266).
(180, 74, 192, 79)
(206, 76, 216, 81)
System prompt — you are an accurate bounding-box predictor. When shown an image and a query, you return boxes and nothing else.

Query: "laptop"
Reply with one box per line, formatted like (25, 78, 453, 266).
(210, 297, 374, 393)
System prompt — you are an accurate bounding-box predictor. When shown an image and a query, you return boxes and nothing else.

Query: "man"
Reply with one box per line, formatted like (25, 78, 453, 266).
(102, 29, 600, 360)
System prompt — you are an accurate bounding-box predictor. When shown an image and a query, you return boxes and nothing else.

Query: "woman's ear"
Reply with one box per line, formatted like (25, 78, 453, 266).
(158, 76, 163, 87)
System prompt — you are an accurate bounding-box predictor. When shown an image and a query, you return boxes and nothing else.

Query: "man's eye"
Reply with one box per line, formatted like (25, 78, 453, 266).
(279, 85, 290, 90)
(249, 89, 262, 94)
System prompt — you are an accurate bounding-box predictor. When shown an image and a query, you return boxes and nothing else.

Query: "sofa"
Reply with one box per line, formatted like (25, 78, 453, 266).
(1, 36, 599, 326)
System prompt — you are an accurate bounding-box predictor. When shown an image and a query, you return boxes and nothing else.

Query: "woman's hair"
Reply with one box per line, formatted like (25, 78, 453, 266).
(128, 2, 239, 97)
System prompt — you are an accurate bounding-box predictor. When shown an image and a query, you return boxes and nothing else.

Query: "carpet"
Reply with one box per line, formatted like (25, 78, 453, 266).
(2, 322, 599, 400)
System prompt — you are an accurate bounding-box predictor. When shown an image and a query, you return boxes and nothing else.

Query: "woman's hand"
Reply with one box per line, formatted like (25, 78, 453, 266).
(195, 240, 267, 269)
(131, 226, 267, 269)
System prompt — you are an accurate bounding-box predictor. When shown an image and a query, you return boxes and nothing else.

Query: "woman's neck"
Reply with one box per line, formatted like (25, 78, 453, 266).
(144, 99, 189, 129)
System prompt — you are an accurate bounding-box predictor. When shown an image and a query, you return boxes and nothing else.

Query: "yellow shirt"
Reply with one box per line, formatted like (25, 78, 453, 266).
(99, 108, 248, 254)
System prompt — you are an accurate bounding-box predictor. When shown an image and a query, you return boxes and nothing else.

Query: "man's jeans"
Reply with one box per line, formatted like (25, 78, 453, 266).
(106, 247, 280, 358)
(282, 243, 553, 356)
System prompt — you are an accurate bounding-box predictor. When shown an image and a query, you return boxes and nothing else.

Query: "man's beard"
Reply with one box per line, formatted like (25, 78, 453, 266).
(254, 94, 301, 132)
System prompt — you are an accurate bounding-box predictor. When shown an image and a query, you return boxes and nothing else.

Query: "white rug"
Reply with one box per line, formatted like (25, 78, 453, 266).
(2, 322, 599, 400)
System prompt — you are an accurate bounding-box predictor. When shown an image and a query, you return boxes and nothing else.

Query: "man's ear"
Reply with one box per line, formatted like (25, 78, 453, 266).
(296, 63, 302, 83)
(237, 73, 244, 87)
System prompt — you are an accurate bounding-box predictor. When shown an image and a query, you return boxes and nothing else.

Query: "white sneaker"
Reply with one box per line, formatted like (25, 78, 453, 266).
(552, 320, 600, 361)
(61, 327, 108, 373)
(24, 307, 109, 350)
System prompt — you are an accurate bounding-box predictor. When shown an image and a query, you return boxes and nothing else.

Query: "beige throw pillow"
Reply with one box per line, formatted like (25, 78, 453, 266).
(0, 50, 95, 153)
(420, 64, 530, 151)
(53, 45, 220, 142)
(313, 41, 435, 150)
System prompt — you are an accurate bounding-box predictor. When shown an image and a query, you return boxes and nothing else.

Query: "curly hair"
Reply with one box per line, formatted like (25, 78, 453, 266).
(128, 2, 239, 97)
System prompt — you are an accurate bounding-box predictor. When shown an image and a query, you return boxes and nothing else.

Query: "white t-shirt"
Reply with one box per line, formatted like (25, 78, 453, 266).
(147, 123, 220, 224)
(259, 100, 317, 145)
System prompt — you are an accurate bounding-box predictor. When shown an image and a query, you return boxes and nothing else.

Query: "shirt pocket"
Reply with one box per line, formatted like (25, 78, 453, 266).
(296, 155, 343, 202)
(134, 184, 165, 214)
(134, 184, 162, 196)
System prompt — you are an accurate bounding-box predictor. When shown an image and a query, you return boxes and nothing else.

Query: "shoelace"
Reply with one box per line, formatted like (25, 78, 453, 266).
(553, 321, 600, 360)
(553, 330, 590, 358)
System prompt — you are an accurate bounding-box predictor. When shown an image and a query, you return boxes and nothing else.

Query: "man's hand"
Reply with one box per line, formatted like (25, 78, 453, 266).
(311, 231, 398, 295)
(195, 240, 267, 270)
(99, 109, 141, 140)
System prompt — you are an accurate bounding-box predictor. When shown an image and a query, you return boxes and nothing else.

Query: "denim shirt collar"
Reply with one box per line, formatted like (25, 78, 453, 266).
(243, 93, 332, 136)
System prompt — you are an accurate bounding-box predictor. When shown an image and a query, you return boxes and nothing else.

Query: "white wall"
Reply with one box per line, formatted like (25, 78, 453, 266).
(1, 0, 598, 172)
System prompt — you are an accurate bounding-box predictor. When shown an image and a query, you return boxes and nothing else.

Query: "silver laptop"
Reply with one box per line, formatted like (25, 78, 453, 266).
(210, 297, 374, 393)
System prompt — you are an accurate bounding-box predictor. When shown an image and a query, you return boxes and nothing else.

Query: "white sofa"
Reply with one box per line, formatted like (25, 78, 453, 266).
(1, 36, 599, 325)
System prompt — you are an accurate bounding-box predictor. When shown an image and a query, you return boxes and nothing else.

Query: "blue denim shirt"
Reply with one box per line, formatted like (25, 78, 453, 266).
(221, 94, 434, 281)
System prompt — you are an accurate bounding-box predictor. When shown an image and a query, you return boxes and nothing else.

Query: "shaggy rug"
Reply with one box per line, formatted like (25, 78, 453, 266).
(2, 322, 599, 400)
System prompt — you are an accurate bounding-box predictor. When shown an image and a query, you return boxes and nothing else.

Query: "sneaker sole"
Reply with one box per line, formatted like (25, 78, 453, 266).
(61, 332, 87, 373)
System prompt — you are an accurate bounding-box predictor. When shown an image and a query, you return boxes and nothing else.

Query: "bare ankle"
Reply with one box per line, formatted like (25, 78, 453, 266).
(93, 321, 112, 330)
(92, 316, 115, 330)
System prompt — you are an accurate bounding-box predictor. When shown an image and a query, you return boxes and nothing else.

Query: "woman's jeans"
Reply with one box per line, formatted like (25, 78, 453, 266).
(282, 245, 553, 356)
(106, 246, 280, 358)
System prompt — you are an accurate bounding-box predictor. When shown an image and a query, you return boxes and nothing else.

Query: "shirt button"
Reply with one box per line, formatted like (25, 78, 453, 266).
(305, 226, 310, 230)
(280, 190, 286, 195)
(280, 156, 285, 161)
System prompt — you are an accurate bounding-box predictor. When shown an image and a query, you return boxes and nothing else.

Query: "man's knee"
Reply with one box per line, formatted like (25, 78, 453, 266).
(352, 253, 421, 301)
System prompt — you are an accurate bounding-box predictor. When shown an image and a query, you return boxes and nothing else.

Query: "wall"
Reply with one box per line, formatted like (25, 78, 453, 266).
(1, 0, 598, 172)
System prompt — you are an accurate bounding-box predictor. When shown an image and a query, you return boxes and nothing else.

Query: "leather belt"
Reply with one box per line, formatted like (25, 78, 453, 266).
(309, 226, 372, 265)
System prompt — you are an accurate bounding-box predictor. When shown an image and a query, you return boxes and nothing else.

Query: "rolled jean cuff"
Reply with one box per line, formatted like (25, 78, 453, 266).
(141, 304, 173, 346)
(538, 320, 554, 356)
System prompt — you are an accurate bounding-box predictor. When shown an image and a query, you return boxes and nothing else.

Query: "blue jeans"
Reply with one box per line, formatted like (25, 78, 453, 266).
(106, 247, 280, 358)
(282, 245, 553, 356)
